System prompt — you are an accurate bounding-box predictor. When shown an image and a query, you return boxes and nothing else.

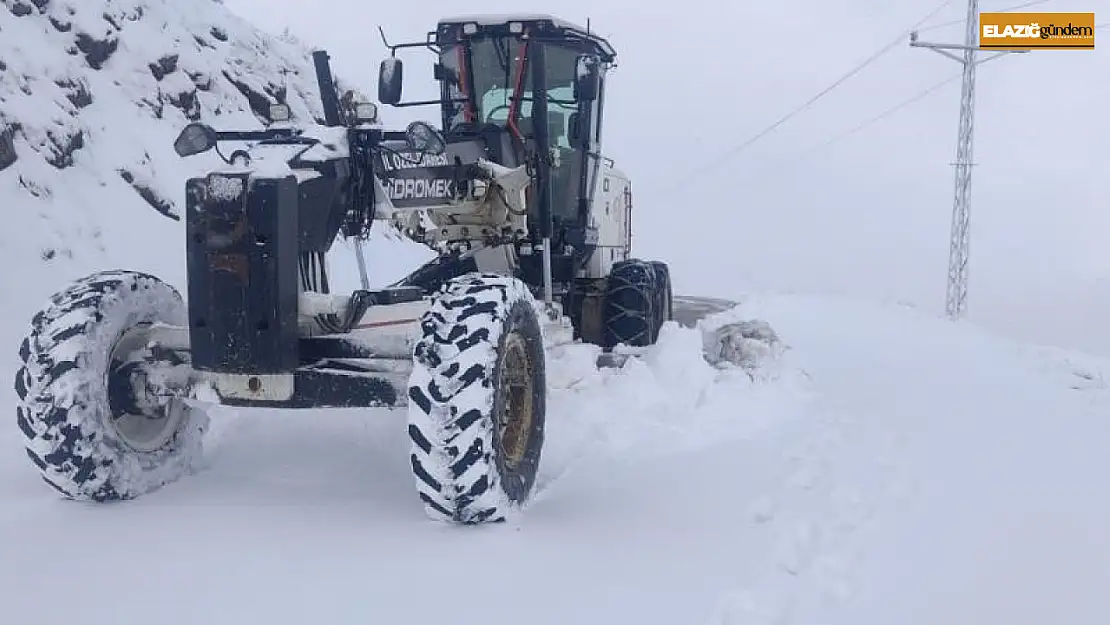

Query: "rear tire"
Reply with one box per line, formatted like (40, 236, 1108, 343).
(15, 270, 208, 501)
(649, 260, 673, 341)
(603, 259, 658, 349)
(407, 273, 546, 524)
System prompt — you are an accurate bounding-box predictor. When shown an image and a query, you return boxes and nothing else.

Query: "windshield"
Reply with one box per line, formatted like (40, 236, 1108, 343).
(440, 38, 584, 146)
(480, 87, 575, 147)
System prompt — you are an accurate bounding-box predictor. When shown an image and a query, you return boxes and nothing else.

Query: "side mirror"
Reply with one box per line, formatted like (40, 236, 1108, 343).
(378, 57, 403, 105)
(574, 55, 600, 102)
(173, 123, 217, 157)
(405, 121, 446, 156)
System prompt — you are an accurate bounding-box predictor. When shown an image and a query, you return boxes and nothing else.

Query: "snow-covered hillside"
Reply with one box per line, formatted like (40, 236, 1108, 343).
(0, 0, 431, 315)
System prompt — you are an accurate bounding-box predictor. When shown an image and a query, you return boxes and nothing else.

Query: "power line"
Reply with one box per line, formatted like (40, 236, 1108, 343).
(916, 0, 1051, 32)
(802, 3, 1100, 158)
(719, 73, 960, 189)
(799, 73, 962, 157)
(797, 42, 1032, 159)
(658, 0, 955, 193)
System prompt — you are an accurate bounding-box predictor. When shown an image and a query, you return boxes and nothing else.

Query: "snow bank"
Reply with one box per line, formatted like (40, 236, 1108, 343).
(0, 0, 430, 309)
(541, 317, 811, 477)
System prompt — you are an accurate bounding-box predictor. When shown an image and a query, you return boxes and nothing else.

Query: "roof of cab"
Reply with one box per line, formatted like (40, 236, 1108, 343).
(435, 14, 616, 60)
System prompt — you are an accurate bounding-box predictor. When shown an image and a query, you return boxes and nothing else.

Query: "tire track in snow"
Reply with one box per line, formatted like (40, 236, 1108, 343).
(710, 410, 850, 625)
(705, 405, 912, 625)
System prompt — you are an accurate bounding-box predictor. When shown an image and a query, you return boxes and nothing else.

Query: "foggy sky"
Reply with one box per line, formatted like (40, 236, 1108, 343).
(226, 0, 1110, 354)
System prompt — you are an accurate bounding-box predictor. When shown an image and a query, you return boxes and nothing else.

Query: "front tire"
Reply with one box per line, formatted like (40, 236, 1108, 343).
(15, 270, 208, 501)
(407, 273, 547, 524)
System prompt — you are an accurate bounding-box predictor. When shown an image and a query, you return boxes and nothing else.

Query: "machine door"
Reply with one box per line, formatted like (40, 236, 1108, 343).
(449, 38, 594, 230)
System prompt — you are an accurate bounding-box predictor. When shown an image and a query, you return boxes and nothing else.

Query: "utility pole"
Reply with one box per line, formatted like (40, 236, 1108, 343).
(910, 0, 1025, 319)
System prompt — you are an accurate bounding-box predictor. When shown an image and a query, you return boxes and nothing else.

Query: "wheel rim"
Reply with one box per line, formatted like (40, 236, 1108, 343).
(497, 331, 534, 472)
(106, 323, 189, 453)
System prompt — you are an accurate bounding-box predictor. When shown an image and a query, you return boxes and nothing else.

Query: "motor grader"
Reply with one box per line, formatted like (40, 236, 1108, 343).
(14, 14, 672, 524)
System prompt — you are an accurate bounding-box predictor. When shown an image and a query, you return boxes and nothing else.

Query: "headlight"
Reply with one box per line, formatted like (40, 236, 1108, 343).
(355, 102, 378, 123)
(269, 104, 291, 122)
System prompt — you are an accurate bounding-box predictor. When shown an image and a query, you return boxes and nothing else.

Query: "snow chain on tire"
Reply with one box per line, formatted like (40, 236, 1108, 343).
(407, 273, 547, 524)
(15, 270, 208, 501)
(603, 259, 658, 349)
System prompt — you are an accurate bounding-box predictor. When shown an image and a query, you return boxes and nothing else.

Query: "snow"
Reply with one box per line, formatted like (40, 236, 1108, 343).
(205, 173, 243, 200)
(4, 1, 1110, 623)
(6, 286, 1110, 624)
(0, 0, 431, 316)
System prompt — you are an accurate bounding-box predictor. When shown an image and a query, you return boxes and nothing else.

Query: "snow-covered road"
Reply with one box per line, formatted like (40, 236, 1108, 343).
(2, 293, 1109, 625)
